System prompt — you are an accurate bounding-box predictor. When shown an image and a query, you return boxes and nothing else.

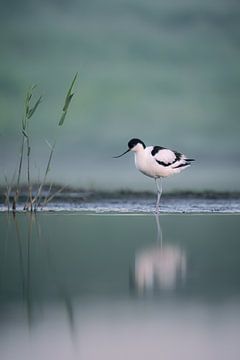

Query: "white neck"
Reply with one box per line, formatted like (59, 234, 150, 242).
(132, 143, 145, 153)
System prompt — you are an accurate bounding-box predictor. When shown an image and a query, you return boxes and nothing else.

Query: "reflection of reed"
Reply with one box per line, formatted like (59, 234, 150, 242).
(12, 213, 35, 330)
(0, 214, 11, 293)
(10, 213, 77, 345)
(134, 214, 186, 293)
(40, 220, 77, 348)
(38, 216, 78, 348)
(26, 213, 34, 330)
(13, 214, 25, 297)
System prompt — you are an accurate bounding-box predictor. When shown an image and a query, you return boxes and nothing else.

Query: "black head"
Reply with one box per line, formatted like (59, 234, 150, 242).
(128, 138, 146, 149)
(113, 138, 145, 158)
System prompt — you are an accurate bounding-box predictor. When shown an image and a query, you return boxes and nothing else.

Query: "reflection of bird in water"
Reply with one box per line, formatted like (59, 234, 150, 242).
(135, 244, 186, 292)
(134, 214, 186, 293)
(114, 138, 194, 212)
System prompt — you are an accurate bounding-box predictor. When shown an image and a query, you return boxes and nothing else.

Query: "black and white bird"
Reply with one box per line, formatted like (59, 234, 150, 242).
(114, 138, 195, 212)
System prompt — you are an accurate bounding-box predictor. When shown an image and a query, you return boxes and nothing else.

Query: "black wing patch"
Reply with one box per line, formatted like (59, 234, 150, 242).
(151, 146, 165, 156)
(154, 149, 183, 167)
(174, 151, 182, 162)
(155, 160, 168, 167)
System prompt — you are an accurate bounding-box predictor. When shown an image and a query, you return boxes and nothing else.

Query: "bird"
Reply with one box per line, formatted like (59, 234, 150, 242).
(113, 138, 195, 212)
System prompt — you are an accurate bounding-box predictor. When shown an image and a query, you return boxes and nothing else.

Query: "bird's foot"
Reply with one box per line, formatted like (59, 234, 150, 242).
(154, 206, 160, 215)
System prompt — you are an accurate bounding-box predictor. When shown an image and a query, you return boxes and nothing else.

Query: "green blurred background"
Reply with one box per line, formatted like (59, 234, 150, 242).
(1, 0, 240, 191)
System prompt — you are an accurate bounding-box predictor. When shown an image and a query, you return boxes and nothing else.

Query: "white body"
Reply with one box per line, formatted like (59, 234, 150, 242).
(133, 143, 190, 178)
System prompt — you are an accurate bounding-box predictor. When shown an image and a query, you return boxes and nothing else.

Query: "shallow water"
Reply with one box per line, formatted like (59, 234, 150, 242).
(1, 195, 240, 213)
(0, 213, 240, 360)
(42, 197, 240, 213)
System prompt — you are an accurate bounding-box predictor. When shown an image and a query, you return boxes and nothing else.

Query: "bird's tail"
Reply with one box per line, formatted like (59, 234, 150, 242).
(173, 158, 195, 169)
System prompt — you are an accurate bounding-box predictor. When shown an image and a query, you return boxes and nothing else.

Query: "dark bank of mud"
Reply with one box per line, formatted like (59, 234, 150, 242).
(1, 188, 240, 213)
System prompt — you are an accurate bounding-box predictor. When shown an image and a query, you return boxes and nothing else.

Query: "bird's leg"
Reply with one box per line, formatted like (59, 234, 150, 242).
(154, 177, 162, 214)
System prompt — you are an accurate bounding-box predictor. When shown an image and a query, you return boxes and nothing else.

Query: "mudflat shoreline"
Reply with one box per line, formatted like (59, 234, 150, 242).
(1, 190, 239, 213)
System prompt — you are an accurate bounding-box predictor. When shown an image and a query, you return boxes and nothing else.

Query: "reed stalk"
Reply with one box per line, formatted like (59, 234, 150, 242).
(13, 136, 25, 211)
(24, 88, 42, 211)
(33, 140, 55, 210)
(33, 73, 78, 210)
(43, 185, 66, 205)
(14, 87, 42, 211)
(7, 73, 77, 211)
(3, 175, 11, 212)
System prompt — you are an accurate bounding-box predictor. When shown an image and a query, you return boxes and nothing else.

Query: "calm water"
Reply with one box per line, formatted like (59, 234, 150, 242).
(0, 213, 240, 359)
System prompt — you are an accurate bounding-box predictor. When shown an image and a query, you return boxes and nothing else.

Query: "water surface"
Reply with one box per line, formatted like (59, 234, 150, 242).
(0, 213, 240, 359)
